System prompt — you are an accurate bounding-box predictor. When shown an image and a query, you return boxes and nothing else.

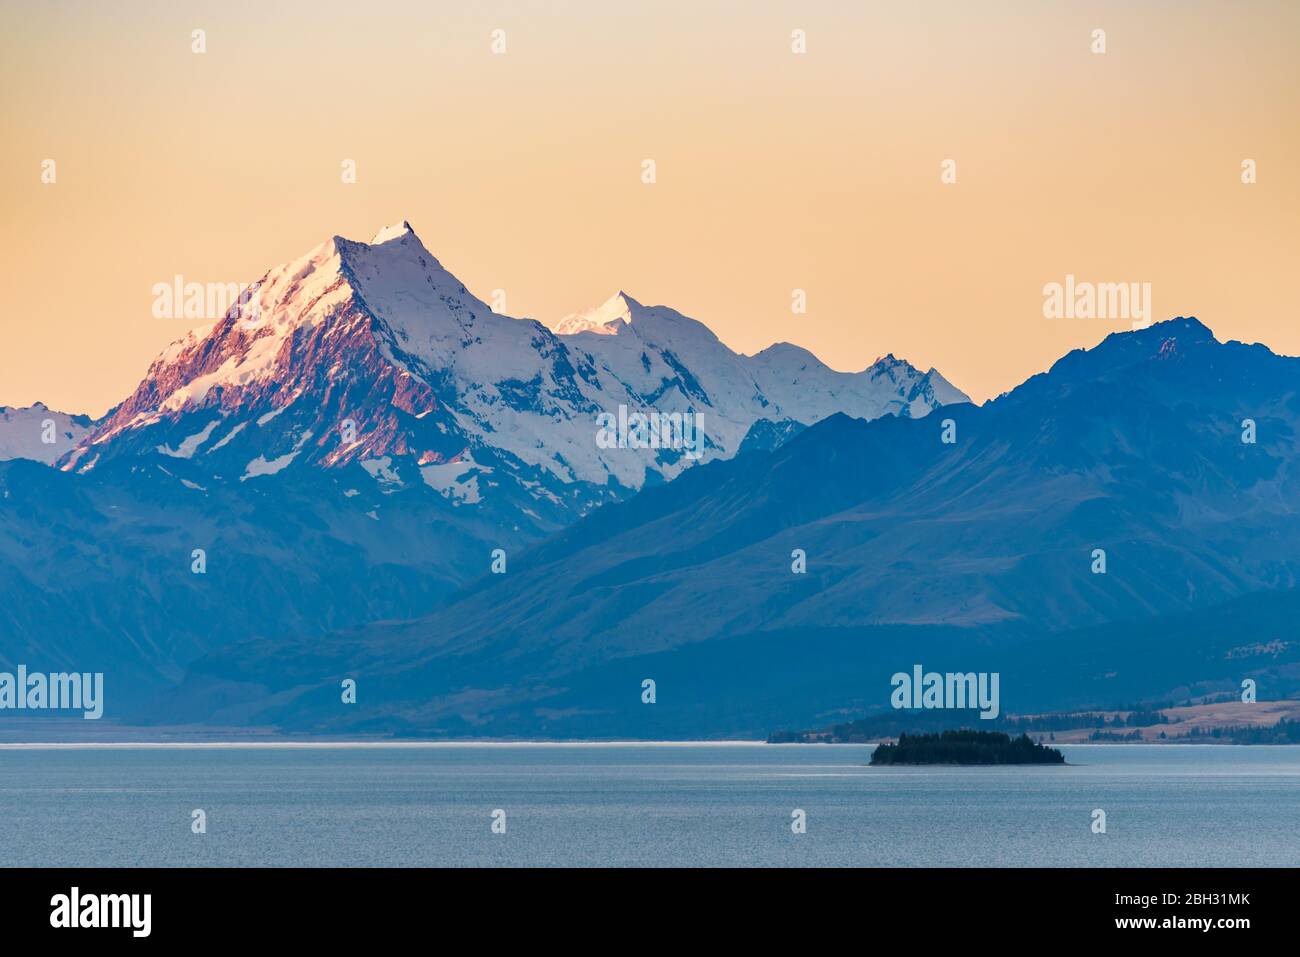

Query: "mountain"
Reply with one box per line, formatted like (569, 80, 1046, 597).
(0, 455, 492, 703)
(738, 418, 806, 454)
(158, 317, 1300, 737)
(0, 403, 94, 464)
(62, 222, 965, 517)
(1, 220, 965, 712)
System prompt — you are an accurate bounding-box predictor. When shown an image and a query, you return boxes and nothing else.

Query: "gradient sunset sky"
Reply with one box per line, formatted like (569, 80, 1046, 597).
(2, 0, 1297, 416)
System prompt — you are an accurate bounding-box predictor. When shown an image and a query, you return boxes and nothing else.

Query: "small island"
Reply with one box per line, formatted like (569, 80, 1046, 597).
(870, 729, 1066, 765)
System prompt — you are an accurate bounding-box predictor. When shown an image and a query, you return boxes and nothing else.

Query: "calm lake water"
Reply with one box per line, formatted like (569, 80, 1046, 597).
(1, 743, 1296, 867)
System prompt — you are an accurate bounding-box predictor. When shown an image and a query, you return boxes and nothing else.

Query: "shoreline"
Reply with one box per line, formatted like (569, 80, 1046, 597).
(1, 739, 1295, 750)
(0, 739, 772, 749)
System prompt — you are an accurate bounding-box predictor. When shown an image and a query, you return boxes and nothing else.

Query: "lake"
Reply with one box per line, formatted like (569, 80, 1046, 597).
(1, 743, 1296, 866)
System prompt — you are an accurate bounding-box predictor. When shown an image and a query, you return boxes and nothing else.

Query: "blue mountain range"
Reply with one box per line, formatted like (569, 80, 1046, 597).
(150, 316, 1300, 737)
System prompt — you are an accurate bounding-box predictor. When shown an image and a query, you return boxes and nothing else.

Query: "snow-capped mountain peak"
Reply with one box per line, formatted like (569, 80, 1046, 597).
(751, 342, 831, 373)
(553, 291, 639, 335)
(0, 403, 95, 464)
(369, 220, 419, 245)
(56, 221, 968, 517)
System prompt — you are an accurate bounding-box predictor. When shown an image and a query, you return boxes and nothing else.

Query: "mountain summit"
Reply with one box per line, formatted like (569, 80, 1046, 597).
(553, 291, 638, 335)
(0, 403, 94, 464)
(59, 222, 968, 512)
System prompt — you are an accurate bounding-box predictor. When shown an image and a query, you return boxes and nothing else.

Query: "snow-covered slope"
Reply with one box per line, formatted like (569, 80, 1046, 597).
(60, 222, 968, 515)
(0, 403, 94, 464)
(747, 343, 966, 423)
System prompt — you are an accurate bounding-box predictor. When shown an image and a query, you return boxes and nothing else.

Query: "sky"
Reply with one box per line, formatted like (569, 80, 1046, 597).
(1, 0, 1297, 416)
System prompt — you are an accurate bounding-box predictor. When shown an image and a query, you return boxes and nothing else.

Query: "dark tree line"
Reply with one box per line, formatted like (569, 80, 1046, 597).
(870, 730, 1066, 765)
(1190, 719, 1300, 744)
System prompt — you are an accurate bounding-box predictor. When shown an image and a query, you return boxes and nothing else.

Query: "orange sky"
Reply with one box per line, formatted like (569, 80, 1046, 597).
(2, 0, 1297, 416)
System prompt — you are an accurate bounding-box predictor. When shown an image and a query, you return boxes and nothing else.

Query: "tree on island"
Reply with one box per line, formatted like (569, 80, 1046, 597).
(870, 729, 1066, 765)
